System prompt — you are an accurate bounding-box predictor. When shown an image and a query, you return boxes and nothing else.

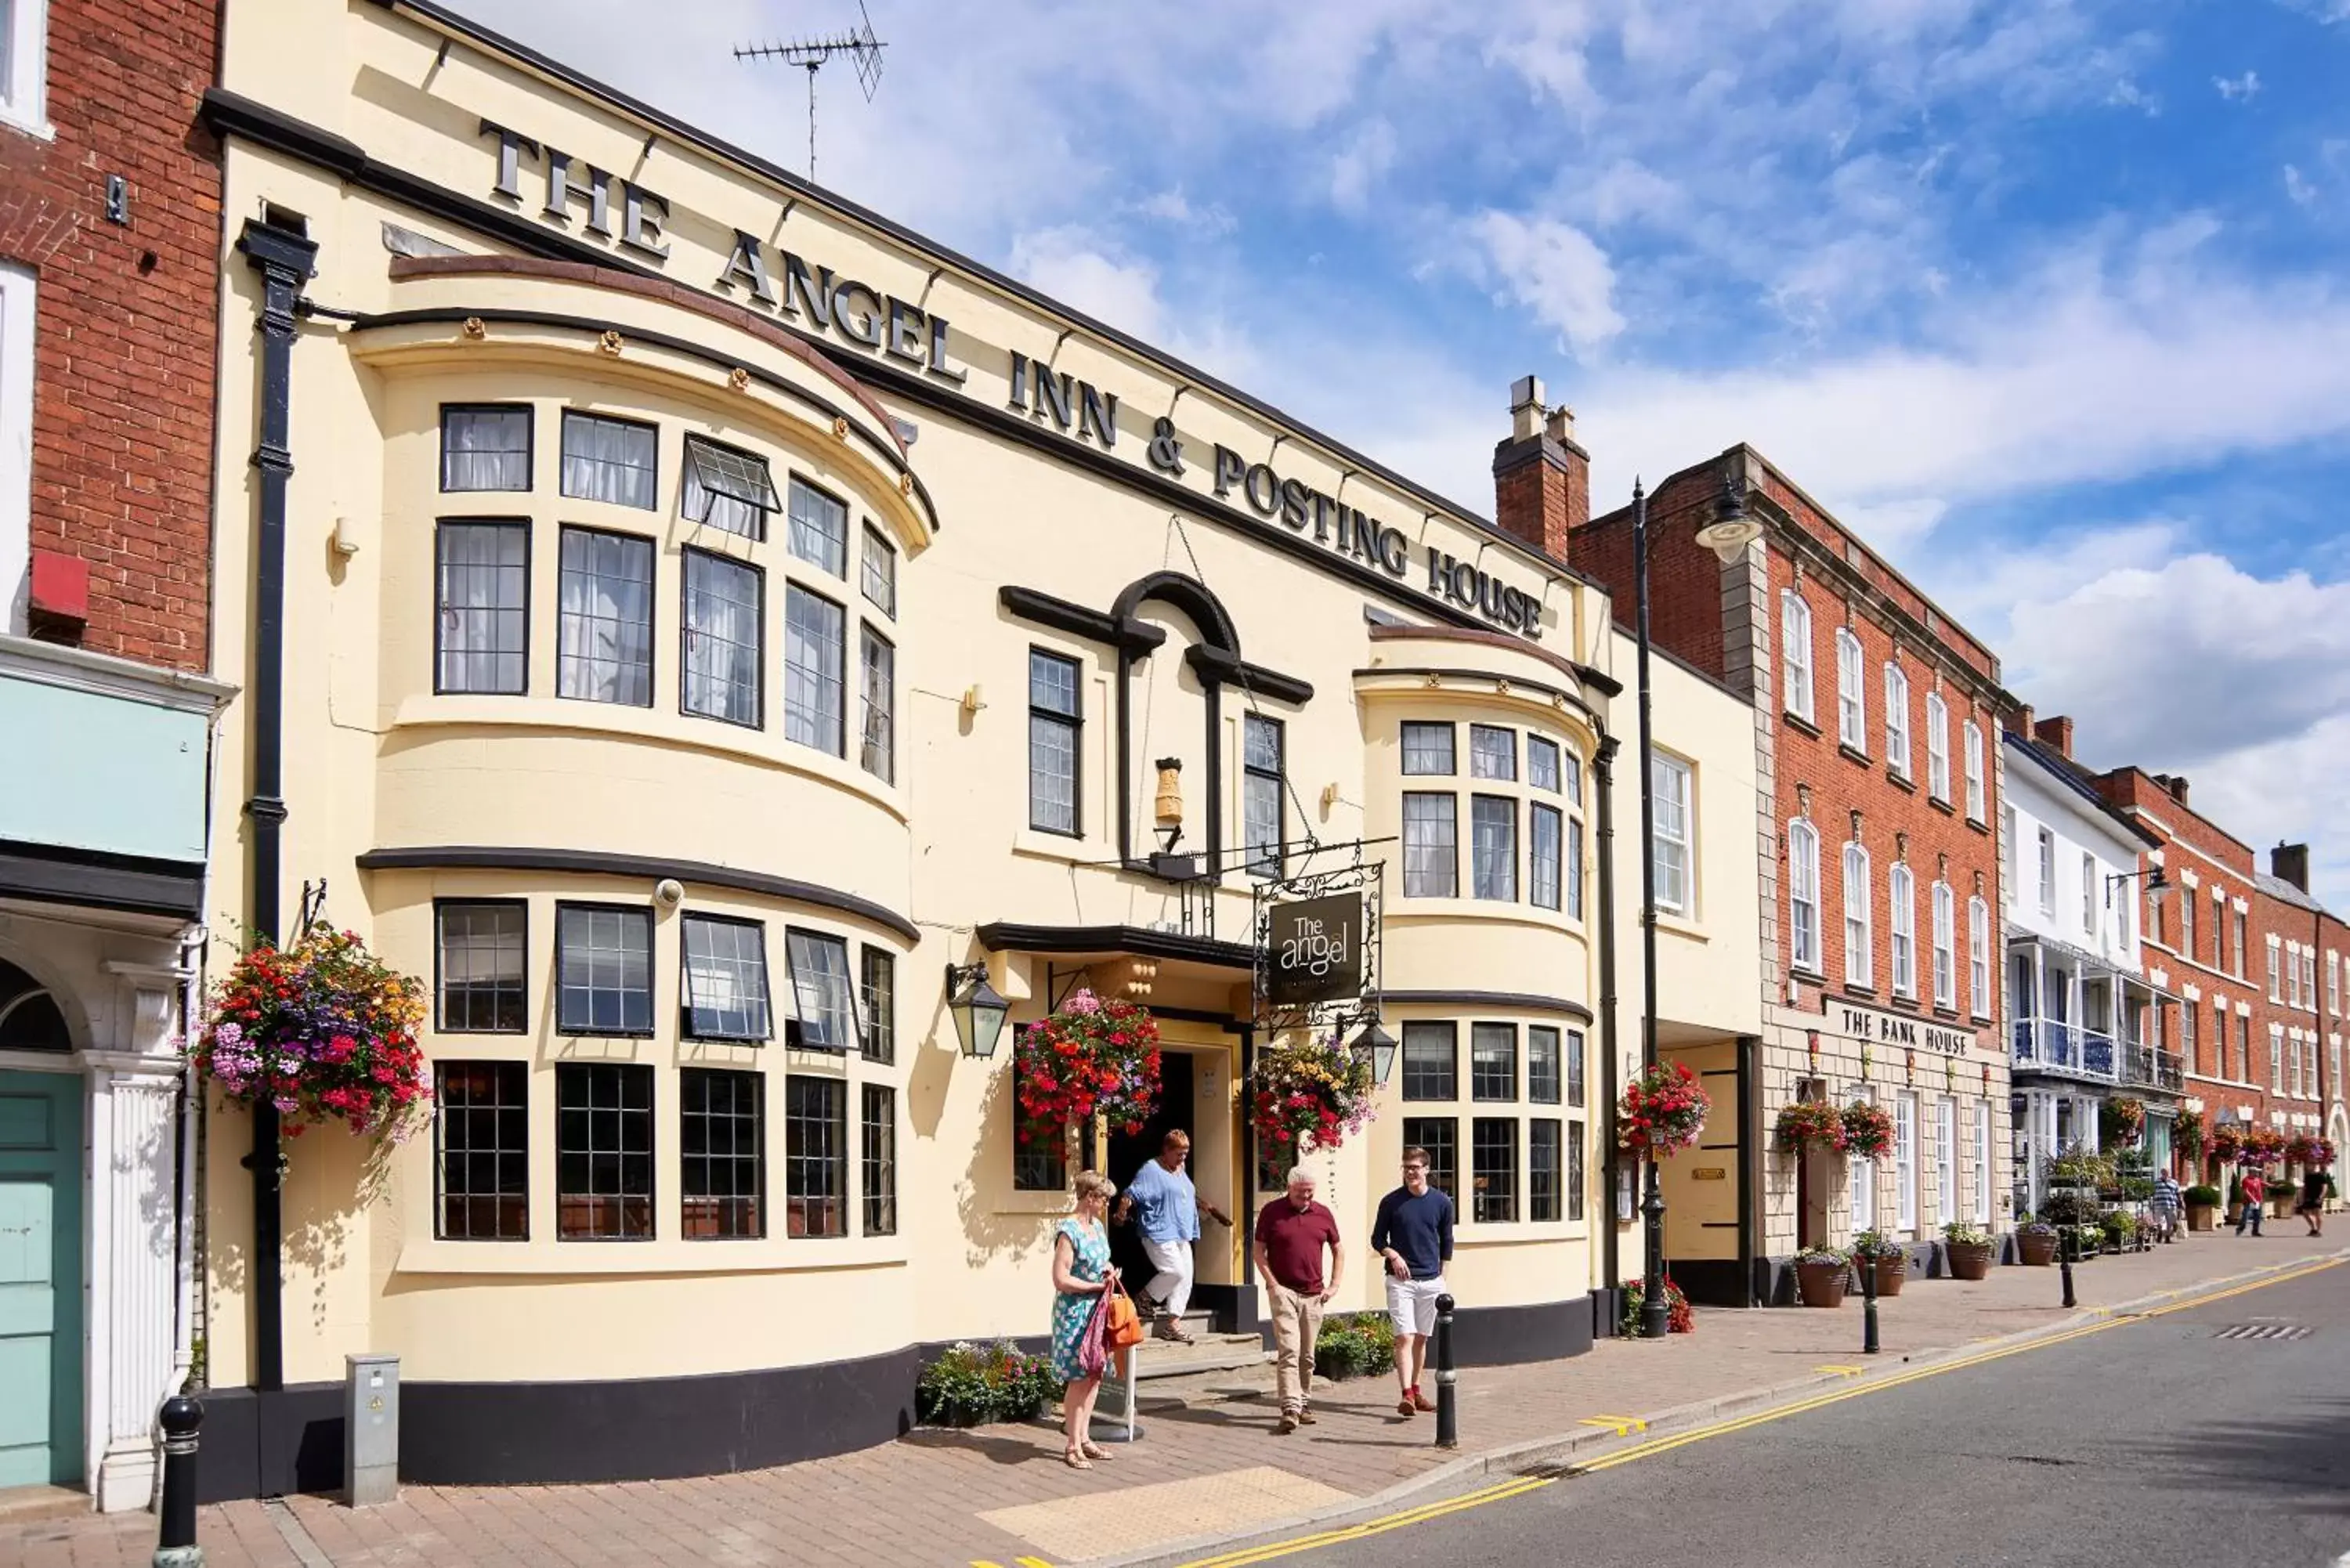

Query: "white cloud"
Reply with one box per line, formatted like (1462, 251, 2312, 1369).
(2214, 70, 2262, 100)
(2106, 76, 2161, 116)
(2285, 164, 2318, 207)
(1130, 189, 1237, 237)
(1329, 118, 1398, 215)
(1471, 211, 1625, 357)
(1006, 228, 1168, 341)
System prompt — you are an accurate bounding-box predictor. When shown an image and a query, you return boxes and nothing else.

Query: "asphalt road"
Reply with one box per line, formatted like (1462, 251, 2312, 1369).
(1236, 1262, 2350, 1568)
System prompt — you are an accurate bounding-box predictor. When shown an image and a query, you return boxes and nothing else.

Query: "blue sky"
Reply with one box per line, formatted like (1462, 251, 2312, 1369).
(458, 0, 2350, 903)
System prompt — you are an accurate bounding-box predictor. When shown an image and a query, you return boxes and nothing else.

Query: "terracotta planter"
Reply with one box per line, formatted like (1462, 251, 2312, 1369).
(2016, 1229, 2058, 1266)
(2186, 1203, 2216, 1233)
(1795, 1260, 1849, 1308)
(1861, 1254, 1907, 1296)
(1945, 1241, 1993, 1281)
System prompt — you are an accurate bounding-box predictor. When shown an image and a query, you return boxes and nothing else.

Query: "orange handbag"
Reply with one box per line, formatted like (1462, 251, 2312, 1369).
(1104, 1279, 1147, 1350)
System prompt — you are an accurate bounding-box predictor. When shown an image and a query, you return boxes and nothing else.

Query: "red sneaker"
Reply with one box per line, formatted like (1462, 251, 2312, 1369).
(1396, 1395, 1417, 1416)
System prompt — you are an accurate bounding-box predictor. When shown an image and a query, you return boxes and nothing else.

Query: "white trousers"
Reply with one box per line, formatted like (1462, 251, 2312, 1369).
(1141, 1236, 1195, 1317)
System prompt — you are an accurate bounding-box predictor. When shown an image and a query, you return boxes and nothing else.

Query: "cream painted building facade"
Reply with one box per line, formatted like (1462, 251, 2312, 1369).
(190, 0, 1760, 1496)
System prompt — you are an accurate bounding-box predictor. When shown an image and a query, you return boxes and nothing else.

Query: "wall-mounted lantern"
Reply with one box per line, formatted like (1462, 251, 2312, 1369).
(945, 962, 1009, 1059)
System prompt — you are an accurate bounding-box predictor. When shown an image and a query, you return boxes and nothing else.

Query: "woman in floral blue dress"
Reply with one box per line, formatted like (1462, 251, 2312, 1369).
(1050, 1170, 1121, 1469)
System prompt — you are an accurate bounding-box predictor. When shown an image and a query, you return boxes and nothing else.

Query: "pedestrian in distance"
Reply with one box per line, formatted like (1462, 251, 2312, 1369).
(2235, 1166, 2265, 1237)
(1253, 1167, 1345, 1435)
(1050, 1171, 1122, 1470)
(2149, 1168, 2181, 1244)
(2296, 1165, 2327, 1237)
(1371, 1145, 1455, 1418)
(1115, 1129, 1231, 1342)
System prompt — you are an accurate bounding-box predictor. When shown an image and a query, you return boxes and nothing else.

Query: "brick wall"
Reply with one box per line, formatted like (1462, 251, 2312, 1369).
(2, 0, 222, 669)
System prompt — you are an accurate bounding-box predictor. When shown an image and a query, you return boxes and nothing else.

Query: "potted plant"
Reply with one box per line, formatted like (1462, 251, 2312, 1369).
(1618, 1061, 1712, 1159)
(2014, 1215, 2059, 1266)
(2102, 1097, 2146, 1147)
(2208, 1124, 2244, 1165)
(1621, 1275, 1694, 1335)
(1795, 1245, 1850, 1307)
(914, 1340, 1060, 1427)
(2286, 1134, 2334, 1169)
(1852, 1230, 1907, 1296)
(1775, 1098, 1849, 1156)
(1313, 1312, 1397, 1380)
(2182, 1184, 2222, 1232)
(2099, 1209, 2138, 1253)
(1942, 1221, 1994, 1281)
(1250, 1030, 1378, 1158)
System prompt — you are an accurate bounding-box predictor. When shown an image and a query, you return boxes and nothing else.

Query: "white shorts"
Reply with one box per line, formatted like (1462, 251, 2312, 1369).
(1386, 1274, 1448, 1339)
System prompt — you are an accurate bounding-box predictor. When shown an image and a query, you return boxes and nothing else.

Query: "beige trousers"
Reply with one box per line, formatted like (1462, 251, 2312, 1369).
(1266, 1281, 1327, 1414)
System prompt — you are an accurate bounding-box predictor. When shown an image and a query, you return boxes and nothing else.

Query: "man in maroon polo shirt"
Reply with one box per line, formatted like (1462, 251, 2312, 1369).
(1254, 1167, 1345, 1434)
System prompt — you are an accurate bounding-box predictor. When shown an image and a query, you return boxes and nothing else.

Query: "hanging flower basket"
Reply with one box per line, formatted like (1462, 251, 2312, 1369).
(1618, 1062, 1710, 1158)
(2208, 1123, 2243, 1163)
(188, 927, 430, 1141)
(2104, 1097, 2146, 1146)
(1012, 988, 1162, 1149)
(1249, 1031, 1377, 1158)
(1841, 1100, 1896, 1162)
(2243, 1127, 2287, 1163)
(1774, 1099, 1848, 1156)
(2286, 1134, 2334, 1169)
(2173, 1107, 2206, 1161)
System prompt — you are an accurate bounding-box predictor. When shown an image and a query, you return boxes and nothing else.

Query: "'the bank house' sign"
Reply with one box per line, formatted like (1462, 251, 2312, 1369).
(478, 120, 1548, 641)
(1831, 999, 1979, 1057)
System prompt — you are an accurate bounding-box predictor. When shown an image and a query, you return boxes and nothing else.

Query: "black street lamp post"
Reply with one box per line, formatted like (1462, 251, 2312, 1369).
(1632, 471, 1762, 1340)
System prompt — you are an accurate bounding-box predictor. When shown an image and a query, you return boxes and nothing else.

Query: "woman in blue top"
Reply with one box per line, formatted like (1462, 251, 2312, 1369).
(1050, 1170, 1122, 1469)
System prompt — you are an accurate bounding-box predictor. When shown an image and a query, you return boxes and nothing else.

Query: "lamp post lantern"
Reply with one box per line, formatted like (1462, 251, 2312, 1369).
(1352, 1018, 1398, 1089)
(945, 962, 1010, 1058)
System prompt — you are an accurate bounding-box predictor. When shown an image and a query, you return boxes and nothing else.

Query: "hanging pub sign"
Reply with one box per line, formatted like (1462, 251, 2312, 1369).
(1267, 891, 1364, 1006)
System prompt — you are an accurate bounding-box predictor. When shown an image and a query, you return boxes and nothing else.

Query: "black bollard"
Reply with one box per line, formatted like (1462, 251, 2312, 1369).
(1432, 1293, 1458, 1450)
(2059, 1228, 2077, 1310)
(1860, 1250, 1881, 1356)
(155, 1390, 204, 1567)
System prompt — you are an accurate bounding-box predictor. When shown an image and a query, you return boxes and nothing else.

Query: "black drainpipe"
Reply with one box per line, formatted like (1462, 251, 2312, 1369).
(1593, 734, 1622, 1328)
(236, 215, 317, 1479)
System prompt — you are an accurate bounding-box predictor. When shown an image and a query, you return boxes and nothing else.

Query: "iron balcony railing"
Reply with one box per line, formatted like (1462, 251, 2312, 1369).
(2118, 1045, 2186, 1092)
(2012, 1017, 2127, 1081)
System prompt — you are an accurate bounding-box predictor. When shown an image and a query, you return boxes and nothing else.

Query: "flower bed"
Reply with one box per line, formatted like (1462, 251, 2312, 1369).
(1250, 1031, 1376, 1158)
(1014, 989, 1162, 1150)
(1618, 1062, 1710, 1158)
(915, 1340, 1060, 1426)
(188, 927, 428, 1141)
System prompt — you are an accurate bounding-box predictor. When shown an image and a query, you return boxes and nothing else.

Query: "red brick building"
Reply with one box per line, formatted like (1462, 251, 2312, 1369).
(0, 0, 232, 1508)
(1561, 441, 2017, 1299)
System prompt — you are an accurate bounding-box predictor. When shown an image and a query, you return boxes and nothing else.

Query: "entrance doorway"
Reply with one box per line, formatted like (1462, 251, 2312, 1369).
(1106, 1052, 1195, 1296)
(0, 1069, 85, 1487)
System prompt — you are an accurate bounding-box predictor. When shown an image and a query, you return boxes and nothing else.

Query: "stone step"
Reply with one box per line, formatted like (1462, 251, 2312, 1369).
(1133, 1361, 1278, 1408)
(0, 1484, 89, 1525)
(1127, 1331, 1269, 1379)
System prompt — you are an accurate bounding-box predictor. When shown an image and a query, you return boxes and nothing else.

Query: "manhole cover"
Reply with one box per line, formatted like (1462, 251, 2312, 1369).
(2214, 1324, 2312, 1341)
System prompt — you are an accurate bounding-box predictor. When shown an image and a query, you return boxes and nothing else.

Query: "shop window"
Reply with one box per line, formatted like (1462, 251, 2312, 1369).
(1028, 649, 1082, 834)
(1529, 1119, 1562, 1223)
(435, 1060, 529, 1241)
(859, 625, 895, 782)
(1528, 1026, 1561, 1105)
(1470, 1022, 1517, 1102)
(785, 930, 859, 1050)
(1652, 754, 1693, 915)
(1242, 713, 1285, 878)
(680, 914, 772, 1042)
(1401, 721, 1455, 775)
(861, 524, 897, 618)
(1781, 590, 1814, 724)
(1401, 793, 1458, 898)
(1471, 796, 1517, 901)
(434, 521, 529, 695)
(440, 405, 532, 493)
(862, 1084, 898, 1236)
(786, 475, 848, 576)
(1401, 1118, 1457, 1198)
(1469, 724, 1516, 781)
(556, 1062, 654, 1240)
(560, 410, 657, 510)
(1473, 1118, 1517, 1223)
(555, 526, 654, 707)
(680, 434, 779, 539)
(436, 900, 527, 1033)
(680, 1068, 764, 1239)
(682, 548, 763, 727)
(859, 947, 895, 1063)
(785, 1075, 848, 1237)
(1401, 1021, 1457, 1101)
(1531, 804, 1562, 911)
(1528, 735, 1561, 793)
(784, 585, 846, 755)
(555, 904, 653, 1036)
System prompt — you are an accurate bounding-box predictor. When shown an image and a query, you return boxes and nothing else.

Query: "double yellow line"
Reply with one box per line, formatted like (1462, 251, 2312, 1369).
(1167, 1254, 2343, 1566)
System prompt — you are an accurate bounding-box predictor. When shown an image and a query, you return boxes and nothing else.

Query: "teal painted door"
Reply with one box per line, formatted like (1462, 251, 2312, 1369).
(0, 1071, 82, 1487)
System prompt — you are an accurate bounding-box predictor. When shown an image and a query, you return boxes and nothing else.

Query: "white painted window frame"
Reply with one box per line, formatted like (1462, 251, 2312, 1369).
(0, 261, 28, 634)
(1963, 721, 1985, 821)
(1781, 589, 1814, 724)
(1844, 842, 1874, 989)
(0, 0, 51, 137)
(1889, 862, 1917, 999)
(1836, 627, 1865, 748)
(1925, 691, 1949, 801)
(1788, 816, 1821, 975)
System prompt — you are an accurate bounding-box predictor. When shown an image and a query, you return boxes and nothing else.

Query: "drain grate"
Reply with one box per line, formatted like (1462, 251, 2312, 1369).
(2214, 1323, 2312, 1341)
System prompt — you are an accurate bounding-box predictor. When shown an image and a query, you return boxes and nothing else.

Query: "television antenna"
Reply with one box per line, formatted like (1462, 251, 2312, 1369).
(733, 2, 886, 186)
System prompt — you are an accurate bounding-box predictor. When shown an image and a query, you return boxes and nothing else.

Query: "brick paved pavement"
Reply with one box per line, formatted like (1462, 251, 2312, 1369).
(9, 1232, 2338, 1568)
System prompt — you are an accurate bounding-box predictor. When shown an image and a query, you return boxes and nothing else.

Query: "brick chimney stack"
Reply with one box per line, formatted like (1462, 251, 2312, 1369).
(1491, 374, 1589, 565)
(2272, 842, 2311, 893)
(2006, 703, 2035, 738)
(2033, 715, 2074, 759)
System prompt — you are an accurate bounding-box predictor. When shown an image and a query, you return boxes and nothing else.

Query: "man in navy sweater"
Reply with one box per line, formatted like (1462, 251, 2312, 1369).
(1369, 1146, 1455, 1417)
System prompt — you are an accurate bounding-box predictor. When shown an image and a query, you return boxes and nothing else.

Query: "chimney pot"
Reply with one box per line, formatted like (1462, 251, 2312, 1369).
(2167, 775, 2190, 807)
(1509, 374, 1546, 442)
